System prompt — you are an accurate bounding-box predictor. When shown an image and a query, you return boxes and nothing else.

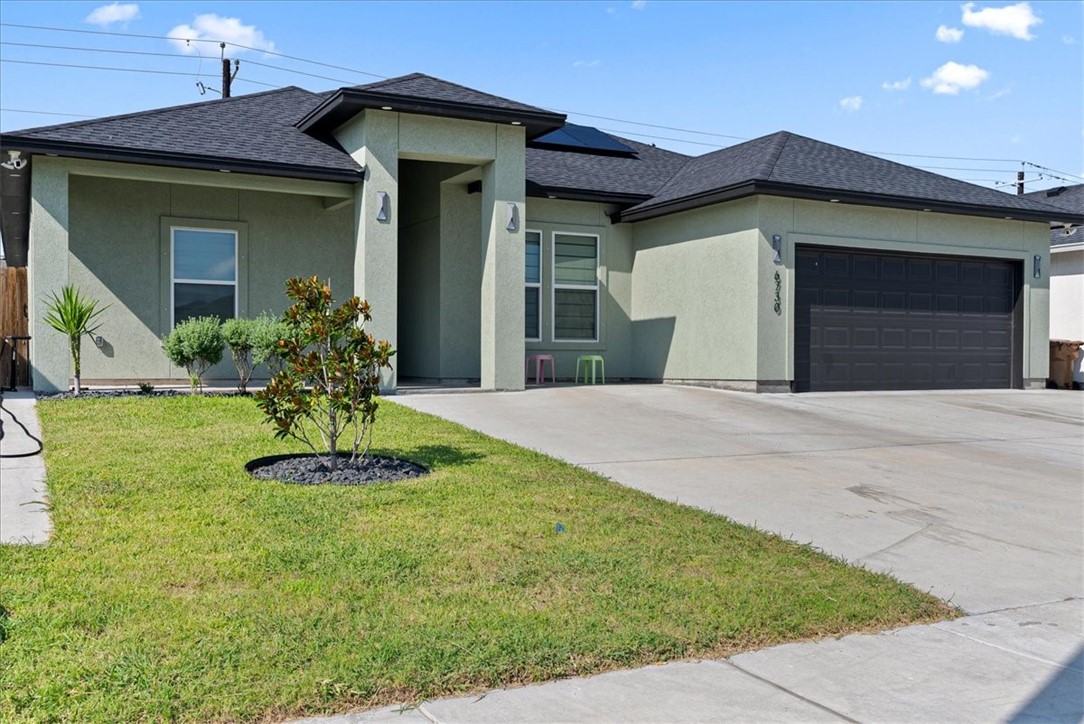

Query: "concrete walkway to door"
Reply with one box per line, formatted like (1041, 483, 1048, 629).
(304, 385, 1083, 723)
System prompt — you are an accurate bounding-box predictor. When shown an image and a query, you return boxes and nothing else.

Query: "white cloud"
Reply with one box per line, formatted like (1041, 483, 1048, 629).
(631, 0, 647, 8)
(85, 2, 139, 26)
(167, 14, 276, 55)
(573, 59, 600, 68)
(987, 85, 1012, 100)
(882, 77, 912, 91)
(961, 2, 1041, 40)
(839, 95, 863, 112)
(921, 61, 990, 94)
(936, 25, 964, 42)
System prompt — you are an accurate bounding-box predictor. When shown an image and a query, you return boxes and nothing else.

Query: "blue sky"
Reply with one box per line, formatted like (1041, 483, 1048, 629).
(1, 0, 1081, 193)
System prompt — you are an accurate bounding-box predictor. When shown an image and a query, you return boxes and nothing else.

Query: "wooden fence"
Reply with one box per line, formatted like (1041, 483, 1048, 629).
(0, 266, 30, 388)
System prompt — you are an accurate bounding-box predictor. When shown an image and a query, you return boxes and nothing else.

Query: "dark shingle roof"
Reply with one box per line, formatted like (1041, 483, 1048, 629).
(351, 73, 553, 115)
(1022, 185, 1084, 247)
(620, 131, 1080, 224)
(3, 87, 361, 180)
(526, 137, 691, 200)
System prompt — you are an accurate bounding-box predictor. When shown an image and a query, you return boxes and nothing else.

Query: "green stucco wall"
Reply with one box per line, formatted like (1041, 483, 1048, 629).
(63, 174, 354, 385)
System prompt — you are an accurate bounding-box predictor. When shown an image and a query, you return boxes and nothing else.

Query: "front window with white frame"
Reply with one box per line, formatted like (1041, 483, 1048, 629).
(525, 230, 542, 340)
(171, 227, 237, 326)
(552, 232, 598, 341)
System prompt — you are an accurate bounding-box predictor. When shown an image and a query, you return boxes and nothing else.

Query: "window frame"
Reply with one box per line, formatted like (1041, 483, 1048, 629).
(169, 225, 239, 329)
(550, 231, 600, 343)
(524, 228, 543, 342)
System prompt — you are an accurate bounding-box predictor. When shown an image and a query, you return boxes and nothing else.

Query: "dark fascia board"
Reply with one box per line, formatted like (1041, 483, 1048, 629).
(614, 180, 1084, 225)
(297, 88, 567, 140)
(526, 186, 650, 206)
(0, 136, 364, 184)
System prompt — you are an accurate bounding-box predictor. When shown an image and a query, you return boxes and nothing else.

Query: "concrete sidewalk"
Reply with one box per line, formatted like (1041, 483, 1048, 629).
(293, 386, 1083, 723)
(0, 391, 51, 544)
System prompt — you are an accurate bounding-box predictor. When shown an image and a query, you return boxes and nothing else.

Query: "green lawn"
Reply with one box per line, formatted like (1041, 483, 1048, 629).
(0, 395, 955, 722)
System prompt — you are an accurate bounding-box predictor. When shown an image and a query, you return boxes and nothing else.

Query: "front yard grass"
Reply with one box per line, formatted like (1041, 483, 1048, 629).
(0, 395, 955, 722)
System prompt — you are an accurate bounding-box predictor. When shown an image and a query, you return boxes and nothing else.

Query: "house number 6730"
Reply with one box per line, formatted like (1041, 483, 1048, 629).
(773, 272, 782, 315)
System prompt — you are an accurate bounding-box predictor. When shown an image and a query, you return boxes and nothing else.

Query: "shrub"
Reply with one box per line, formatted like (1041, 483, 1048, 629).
(163, 316, 225, 393)
(251, 314, 291, 376)
(42, 285, 108, 396)
(222, 318, 258, 393)
(255, 277, 395, 471)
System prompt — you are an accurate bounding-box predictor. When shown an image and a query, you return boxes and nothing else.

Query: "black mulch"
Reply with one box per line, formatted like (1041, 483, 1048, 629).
(247, 453, 428, 485)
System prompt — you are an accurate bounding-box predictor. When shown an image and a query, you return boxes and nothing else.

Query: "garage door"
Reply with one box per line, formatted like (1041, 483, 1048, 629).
(795, 246, 1020, 392)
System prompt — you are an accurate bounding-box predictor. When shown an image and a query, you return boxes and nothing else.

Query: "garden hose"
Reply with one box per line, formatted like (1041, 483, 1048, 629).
(0, 392, 44, 458)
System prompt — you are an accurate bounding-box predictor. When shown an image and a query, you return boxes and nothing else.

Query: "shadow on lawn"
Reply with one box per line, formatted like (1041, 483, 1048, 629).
(381, 444, 485, 469)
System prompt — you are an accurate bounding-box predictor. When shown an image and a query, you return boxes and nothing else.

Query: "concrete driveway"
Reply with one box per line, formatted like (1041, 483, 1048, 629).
(313, 386, 1084, 723)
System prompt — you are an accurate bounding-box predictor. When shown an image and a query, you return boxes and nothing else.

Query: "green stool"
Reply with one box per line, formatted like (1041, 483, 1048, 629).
(575, 354, 605, 384)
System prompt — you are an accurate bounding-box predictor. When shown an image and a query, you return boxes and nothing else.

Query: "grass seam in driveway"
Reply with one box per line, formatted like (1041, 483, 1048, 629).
(0, 395, 957, 722)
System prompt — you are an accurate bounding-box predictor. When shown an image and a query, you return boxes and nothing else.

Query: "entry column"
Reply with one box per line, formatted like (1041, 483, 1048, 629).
(28, 157, 70, 393)
(480, 125, 526, 391)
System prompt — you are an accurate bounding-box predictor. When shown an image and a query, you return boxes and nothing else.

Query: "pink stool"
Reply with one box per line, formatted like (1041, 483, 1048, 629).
(525, 354, 556, 384)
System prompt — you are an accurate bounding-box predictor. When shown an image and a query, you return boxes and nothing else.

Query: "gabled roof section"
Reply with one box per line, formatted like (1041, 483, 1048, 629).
(297, 72, 566, 140)
(618, 131, 1083, 225)
(526, 136, 691, 204)
(1023, 184, 1084, 247)
(0, 87, 362, 183)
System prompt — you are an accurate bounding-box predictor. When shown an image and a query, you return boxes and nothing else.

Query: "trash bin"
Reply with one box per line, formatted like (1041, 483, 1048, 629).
(1048, 340, 1083, 390)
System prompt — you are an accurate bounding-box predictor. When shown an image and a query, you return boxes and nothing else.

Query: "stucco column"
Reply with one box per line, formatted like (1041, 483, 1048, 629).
(343, 111, 399, 391)
(28, 157, 70, 393)
(480, 126, 526, 391)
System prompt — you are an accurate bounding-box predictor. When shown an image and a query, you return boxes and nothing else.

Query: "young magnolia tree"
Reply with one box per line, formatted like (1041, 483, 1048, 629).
(43, 285, 108, 396)
(255, 277, 395, 471)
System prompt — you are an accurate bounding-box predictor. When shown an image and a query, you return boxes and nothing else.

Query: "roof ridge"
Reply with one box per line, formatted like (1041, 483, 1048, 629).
(759, 131, 791, 180)
(352, 71, 549, 112)
(5, 86, 308, 137)
(352, 72, 425, 90)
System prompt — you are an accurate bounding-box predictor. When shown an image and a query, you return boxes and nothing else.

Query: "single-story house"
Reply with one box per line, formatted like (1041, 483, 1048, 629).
(1023, 184, 1083, 384)
(1, 73, 1081, 393)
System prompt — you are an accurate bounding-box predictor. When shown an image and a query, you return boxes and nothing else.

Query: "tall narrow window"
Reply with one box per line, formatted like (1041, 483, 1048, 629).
(553, 233, 598, 341)
(525, 230, 542, 340)
(172, 227, 237, 326)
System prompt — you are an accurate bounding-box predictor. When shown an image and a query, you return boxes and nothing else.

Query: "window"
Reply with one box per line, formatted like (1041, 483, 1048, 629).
(525, 230, 542, 340)
(552, 233, 598, 341)
(172, 227, 237, 326)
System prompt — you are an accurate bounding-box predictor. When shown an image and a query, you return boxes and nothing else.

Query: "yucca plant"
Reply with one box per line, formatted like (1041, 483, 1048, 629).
(43, 285, 108, 396)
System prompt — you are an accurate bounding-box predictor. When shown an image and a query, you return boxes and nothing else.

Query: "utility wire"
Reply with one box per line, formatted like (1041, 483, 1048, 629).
(1023, 161, 1084, 182)
(0, 22, 386, 79)
(0, 58, 279, 87)
(0, 107, 94, 118)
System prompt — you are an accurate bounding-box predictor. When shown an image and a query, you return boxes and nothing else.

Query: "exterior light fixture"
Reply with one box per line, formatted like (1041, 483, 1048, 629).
(376, 191, 389, 222)
(511, 121, 522, 126)
(94, 335, 105, 349)
(380, 106, 393, 111)
(771, 234, 783, 264)
(1033, 255, 1041, 279)
(829, 198, 840, 203)
(506, 202, 519, 232)
(1, 150, 27, 171)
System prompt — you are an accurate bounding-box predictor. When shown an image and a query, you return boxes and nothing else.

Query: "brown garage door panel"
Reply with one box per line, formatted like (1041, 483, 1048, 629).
(795, 247, 1020, 392)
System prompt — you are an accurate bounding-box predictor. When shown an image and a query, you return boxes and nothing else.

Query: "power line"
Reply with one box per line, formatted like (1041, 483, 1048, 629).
(0, 58, 279, 87)
(562, 109, 747, 140)
(0, 22, 386, 79)
(0, 107, 95, 118)
(1023, 161, 1084, 182)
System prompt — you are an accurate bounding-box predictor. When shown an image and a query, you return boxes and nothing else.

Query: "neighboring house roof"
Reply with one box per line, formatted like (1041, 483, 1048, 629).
(297, 73, 566, 140)
(618, 131, 1079, 224)
(1, 86, 362, 182)
(1022, 184, 1084, 248)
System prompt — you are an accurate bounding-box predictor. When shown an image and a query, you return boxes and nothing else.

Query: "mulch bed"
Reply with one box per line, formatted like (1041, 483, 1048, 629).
(246, 453, 428, 485)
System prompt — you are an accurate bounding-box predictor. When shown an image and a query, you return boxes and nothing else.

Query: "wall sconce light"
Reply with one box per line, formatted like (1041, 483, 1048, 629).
(506, 202, 519, 233)
(93, 335, 104, 349)
(771, 234, 783, 264)
(1033, 254, 1041, 279)
(375, 191, 389, 222)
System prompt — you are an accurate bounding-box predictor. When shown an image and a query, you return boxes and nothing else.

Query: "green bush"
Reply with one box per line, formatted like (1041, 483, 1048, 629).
(163, 316, 225, 393)
(251, 313, 291, 376)
(222, 318, 258, 393)
(255, 277, 395, 471)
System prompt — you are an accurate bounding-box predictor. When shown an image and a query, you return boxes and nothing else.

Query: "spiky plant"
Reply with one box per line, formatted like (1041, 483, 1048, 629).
(43, 285, 108, 395)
